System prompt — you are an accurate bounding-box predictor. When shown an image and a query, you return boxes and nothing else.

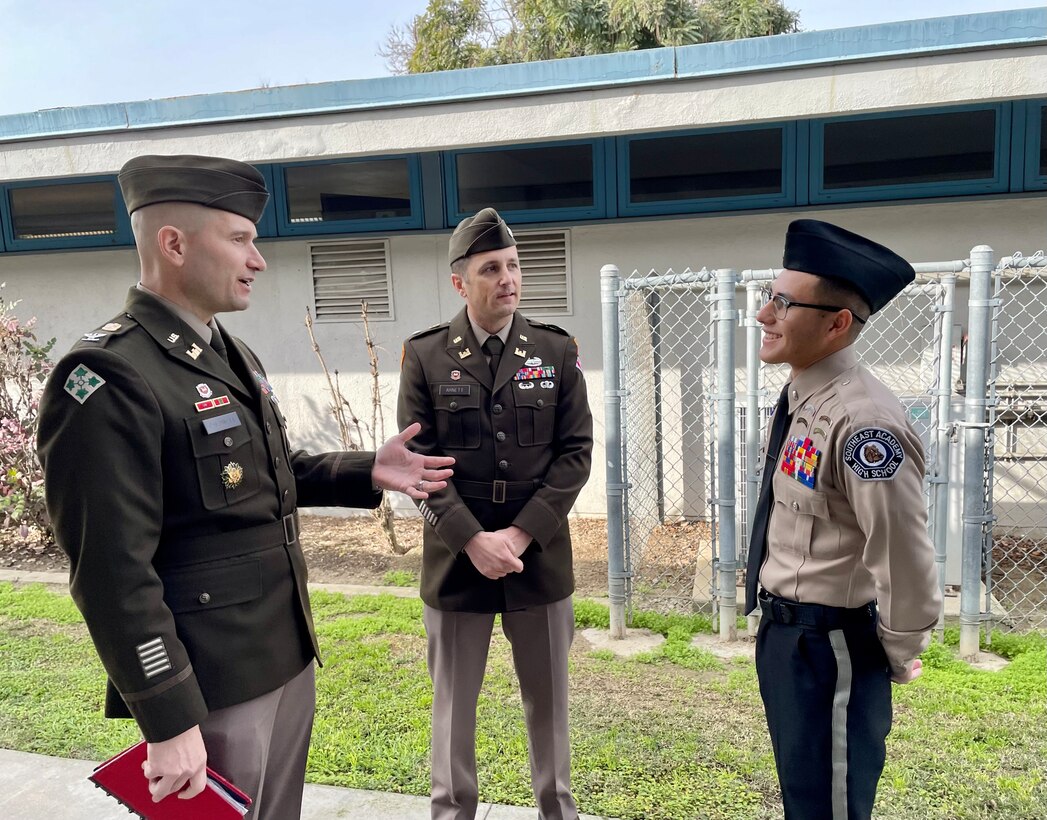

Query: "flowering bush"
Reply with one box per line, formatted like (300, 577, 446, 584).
(0, 285, 55, 539)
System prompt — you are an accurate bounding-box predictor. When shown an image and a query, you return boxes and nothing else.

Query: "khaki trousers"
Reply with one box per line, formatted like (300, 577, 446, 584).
(424, 597, 577, 820)
(199, 661, 316, 820)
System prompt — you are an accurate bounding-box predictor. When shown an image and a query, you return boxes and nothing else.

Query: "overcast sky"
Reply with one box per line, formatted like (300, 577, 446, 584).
(0, 0, 1032, 116)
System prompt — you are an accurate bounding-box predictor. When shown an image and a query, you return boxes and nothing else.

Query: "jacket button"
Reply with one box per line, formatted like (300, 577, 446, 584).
(449, 401, 458, 410)
(274, 457, 282, 468)
(198, 592, 211, 604)
(266, 422, 272, 434)
(496, 431, 506, 442)
(493, 404, 503, 414)
(537, 399, 544, 407)
(791, 501, 799, 512)
(283, 489, 290, 500)
(223, 436, 234, 447)
(498, 460, 509, 470)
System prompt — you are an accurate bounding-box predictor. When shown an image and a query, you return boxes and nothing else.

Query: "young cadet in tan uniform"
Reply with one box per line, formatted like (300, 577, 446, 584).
(744, 219, 942, 820)
(37, 155, 454, 819)
(397, 208, 593, 820)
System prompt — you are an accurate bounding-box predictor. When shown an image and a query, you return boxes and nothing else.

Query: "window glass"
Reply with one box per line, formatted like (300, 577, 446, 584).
(455, 145, 594, 213)
(629, 129, 783, 202)
(823, 110, 997, 189)
(284, 159, 412, 223)
(1039, 105, 1047, 176)
(10, 182, 117, 240)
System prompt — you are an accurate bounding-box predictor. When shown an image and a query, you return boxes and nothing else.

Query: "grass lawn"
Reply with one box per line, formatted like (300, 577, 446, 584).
(0, 582, 1044, 819)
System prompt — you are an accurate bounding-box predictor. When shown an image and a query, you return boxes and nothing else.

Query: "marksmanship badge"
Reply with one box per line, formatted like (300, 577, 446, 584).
(843, 427, 904, 481)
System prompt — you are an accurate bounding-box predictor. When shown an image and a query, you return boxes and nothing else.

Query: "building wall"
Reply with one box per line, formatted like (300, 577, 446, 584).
(4, 195, 1042, 517)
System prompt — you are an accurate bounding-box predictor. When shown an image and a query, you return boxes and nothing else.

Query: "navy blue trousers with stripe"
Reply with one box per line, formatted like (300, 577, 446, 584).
(756, 617, 893, 820)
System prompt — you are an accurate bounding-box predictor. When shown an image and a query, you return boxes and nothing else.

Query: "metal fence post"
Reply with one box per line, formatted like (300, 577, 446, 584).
(743, 279, 763, 636)
(713, 270, 738, 640)
(961, 246, 995, 660)
(932, 273, 956, 636)
(601, 264, 628, 639)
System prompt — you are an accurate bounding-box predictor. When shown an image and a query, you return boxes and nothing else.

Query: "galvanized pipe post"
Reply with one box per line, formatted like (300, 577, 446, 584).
(743, 279, 764, 636)
(932, 273, 956, 637)
(960, 246, 995, 661)
(601, 264, 628, 639)
(713, 270, 738, 640)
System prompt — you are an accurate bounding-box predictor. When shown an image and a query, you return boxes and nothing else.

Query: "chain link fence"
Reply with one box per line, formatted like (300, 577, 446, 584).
(604, 246, 1047, 641)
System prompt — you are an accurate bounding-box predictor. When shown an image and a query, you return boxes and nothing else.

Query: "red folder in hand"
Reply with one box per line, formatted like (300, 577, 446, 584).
(89, 740, 252, 819)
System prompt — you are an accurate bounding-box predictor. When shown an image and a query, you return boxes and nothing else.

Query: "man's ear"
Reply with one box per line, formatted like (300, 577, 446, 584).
(827, 309, 855, 341)
(451, 272, 467, 298)
(156, 225, 187, 267)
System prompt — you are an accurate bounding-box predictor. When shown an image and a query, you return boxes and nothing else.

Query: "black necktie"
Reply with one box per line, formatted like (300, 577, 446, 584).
(210, 328, 230, 365)
(745, 383, 793, 615)
(483, 335, 504, 378)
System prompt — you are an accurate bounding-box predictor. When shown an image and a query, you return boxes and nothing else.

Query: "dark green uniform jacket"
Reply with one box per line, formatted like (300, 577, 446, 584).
(397, 308, 593, 613)
(37, 288, 381, 742)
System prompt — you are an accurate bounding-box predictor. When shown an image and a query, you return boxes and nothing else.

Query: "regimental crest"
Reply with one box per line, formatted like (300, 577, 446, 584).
(843, 427, 904, 481)
(450, 370, 461, 381)
(64, 364, 106, 405)
(196, 383, 213, 398)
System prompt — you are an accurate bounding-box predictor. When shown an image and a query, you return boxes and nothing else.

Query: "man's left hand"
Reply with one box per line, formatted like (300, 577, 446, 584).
(496, 525, 533, 558)
(374, 422, 455, 499)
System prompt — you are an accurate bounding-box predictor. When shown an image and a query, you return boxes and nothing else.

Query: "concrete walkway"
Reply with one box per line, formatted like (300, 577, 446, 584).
(0, 748, 613, 819)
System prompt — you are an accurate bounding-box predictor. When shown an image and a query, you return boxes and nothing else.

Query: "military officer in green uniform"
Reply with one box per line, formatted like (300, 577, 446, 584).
(397, 208, 593, 820)
(37, 155, 454, 819)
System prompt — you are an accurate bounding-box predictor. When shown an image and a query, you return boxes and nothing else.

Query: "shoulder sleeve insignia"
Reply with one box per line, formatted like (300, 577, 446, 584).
(843, 427, 904, 481)
(63, 364, 107, 404)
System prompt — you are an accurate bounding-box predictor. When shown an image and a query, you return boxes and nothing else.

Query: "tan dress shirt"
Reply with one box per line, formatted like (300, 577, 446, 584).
(759, 346, 942, 675)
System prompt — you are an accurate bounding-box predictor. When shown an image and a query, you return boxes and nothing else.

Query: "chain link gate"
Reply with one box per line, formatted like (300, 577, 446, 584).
(983, 251, 1047, 633)
(613, 269, 721, 618)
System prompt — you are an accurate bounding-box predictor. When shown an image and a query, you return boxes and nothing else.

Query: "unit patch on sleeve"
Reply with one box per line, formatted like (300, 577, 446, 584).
(843, 427, 904, 481)
(64, 364, 106, 404)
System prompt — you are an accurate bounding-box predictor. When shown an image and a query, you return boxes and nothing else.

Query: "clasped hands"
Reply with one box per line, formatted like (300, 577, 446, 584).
(464, 525, 532, 579)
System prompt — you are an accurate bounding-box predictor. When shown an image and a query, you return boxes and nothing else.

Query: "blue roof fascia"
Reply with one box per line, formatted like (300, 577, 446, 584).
(1, 9, 1044, 146)
(0, 48, 674, 144)
(675, 7, 1047, 78)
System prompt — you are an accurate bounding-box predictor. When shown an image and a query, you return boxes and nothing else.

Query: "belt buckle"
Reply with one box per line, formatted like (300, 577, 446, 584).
(282, 514, 297, 545)
(492, 480, 507, 503)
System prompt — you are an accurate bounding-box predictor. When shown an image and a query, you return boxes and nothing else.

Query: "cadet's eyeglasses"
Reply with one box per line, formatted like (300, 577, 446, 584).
(759, 288, 867, 325)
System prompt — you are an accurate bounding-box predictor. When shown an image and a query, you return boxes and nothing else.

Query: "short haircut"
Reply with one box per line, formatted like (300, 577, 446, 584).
(450, 257, 469, 280)
(816, 276, 870, 339)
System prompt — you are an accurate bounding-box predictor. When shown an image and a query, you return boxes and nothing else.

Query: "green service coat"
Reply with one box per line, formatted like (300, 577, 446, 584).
(37, 288, 380, 742)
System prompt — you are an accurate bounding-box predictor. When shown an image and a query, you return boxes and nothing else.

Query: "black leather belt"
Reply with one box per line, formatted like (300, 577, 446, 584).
(156, 512, 299, 568)
(455, 479, 540, 503)
(758, 590, 876, 630)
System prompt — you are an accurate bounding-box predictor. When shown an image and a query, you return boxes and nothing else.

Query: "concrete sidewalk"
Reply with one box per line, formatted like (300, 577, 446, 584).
(0, 748, 614, 819)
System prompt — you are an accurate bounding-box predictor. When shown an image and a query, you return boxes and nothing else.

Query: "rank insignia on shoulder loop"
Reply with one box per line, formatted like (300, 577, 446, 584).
(167, 333, 180, 343)
(64, 364, 106, 405)
(843, 427, 904, 481)
(780, 435, 821, 489)
(187, 343, 203, 360)
(101, 322, 122, 332)
(196, 383, 213, 398)
(221, 462, 244, 489)
(451, 370, 461, 381)
(81, 331, 107, 342)
(458, 348, 472, 360)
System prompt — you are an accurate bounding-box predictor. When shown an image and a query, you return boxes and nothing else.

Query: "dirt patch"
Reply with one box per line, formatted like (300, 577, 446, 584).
(0, 515, 613, 599)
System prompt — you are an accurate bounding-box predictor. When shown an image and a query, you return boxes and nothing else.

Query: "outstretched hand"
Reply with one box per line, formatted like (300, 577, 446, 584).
(373, 422, 455, 499)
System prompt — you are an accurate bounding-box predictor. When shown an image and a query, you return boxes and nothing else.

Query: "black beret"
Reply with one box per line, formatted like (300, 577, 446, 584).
(783, 219, 915, 314)
(118, 154, 270, 223)
(448, 207, 516, 266)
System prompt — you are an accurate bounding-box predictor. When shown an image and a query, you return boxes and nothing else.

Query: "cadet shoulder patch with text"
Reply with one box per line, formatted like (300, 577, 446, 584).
(843, 427, 904, 481)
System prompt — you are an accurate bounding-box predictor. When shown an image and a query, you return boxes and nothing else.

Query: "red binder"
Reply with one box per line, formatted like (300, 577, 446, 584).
(89, 740, 252, 819)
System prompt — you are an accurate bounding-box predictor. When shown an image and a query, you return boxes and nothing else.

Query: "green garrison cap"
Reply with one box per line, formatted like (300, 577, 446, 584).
(448, 207, 516, 265)
(118, 155, 270, 223)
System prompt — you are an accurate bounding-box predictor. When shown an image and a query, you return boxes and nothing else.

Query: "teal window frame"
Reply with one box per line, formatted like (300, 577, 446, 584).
(273, 155, 424, 236)
(617, 123, 797, 216)
(1024, 99, 1047, 190)
(443, 139, 607, 225)
(0, 176, 132, 252)
(810, 103, 1011, 204)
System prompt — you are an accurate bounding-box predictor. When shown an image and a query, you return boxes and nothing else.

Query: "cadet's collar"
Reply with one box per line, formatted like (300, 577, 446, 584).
(136, 282, 214, 344)
(787, 346, 858, 412)
(466, 312, 512, 349)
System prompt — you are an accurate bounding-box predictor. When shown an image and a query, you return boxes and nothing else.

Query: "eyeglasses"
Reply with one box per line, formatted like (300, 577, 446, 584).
(759, 287, 867, 325)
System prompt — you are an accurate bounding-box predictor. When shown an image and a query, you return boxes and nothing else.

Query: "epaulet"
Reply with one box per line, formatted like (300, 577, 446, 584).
(72, 313, 139, 348)
(408, 322, 449, 341)
(525, 318, 570, 336)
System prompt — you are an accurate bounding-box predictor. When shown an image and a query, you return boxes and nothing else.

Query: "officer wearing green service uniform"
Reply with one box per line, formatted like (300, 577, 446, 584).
(397, 208, 593, 820)
(37, 154, 454, 819)
(745, 219, 942, 819)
